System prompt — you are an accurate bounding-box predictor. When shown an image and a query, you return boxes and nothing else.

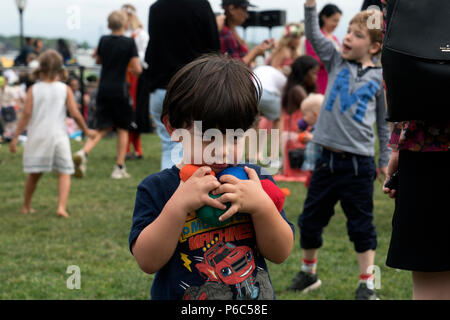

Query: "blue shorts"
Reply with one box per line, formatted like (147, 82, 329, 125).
(298, 148, 378, 253)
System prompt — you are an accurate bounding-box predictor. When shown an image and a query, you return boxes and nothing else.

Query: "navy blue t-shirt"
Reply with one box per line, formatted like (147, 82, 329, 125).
(129, 164, 295, 300)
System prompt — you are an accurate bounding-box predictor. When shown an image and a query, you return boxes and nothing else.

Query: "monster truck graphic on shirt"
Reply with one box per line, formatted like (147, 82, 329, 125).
(193, 241, 259, 300)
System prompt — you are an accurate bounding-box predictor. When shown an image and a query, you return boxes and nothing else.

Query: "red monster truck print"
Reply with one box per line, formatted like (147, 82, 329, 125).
(195, 241, 259, 299)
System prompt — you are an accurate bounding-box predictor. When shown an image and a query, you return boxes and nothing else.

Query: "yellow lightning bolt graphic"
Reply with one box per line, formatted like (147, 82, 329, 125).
(180, 253, 192, 272)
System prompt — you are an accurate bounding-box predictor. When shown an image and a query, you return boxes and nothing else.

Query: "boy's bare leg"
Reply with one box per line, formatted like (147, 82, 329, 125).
(22, 173, 42, 214)
(413, 271, 450, 300)
(357, 249, 375, 276)
(57, 173, 71, 218)
(116, 128, 129, 166)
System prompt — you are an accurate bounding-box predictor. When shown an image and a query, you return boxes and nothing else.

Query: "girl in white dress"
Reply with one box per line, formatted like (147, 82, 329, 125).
(10, 50, 96, 218)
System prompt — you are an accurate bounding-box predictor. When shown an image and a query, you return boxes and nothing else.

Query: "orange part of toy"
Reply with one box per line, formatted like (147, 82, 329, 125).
(280, 188, 291, 197)
(179, 164, 215, 182)
(298, 132, 308, 144)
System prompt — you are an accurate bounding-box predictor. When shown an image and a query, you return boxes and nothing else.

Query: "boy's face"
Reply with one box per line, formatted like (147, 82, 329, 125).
(188, 127, 244, 174)
(165, 121, 245, 175)
(342, 23, 380, 63)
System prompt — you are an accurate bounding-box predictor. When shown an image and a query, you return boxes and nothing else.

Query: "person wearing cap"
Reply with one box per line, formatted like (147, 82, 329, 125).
(220, 0, 275, 66)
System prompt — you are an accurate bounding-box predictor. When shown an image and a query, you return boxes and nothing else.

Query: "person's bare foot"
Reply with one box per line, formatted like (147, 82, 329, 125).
(57, 210, 69, 218)
(21, 207, 35, 214)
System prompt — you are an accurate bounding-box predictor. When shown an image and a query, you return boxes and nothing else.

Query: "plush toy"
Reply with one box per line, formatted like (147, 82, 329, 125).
(179, 165, 285, 227)
(180, 165, 226, 227)
(216, 166, 248, 180)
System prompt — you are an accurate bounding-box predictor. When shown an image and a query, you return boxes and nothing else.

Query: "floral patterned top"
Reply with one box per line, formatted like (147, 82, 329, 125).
(389, 121, 450, 152)
(382, 0, 450, 152)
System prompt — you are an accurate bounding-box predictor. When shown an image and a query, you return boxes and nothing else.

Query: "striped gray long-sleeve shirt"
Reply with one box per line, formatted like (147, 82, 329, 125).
(305, 5, 391, 167)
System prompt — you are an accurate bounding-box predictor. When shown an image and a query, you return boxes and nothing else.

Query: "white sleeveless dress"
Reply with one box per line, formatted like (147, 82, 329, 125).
(23, 82, 74, 174)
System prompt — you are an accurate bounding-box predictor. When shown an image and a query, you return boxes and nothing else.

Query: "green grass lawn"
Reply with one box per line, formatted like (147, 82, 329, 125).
(0, 133, 412, 299)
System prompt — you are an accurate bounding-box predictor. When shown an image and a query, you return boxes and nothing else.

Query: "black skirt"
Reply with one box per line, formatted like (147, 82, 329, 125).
(386, 150, 450, 272)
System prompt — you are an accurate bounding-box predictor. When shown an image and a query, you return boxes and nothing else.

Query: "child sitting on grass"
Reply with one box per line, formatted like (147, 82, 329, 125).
(129, 54, 294, 300)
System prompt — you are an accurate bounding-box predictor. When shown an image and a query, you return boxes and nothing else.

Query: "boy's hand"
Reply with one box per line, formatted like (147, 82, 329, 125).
(176, 166, 225, 214)
(214, 166, 273, 221)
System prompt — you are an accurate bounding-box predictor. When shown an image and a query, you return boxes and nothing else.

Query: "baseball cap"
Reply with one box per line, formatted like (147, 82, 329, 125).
(222, 0, 256, 8)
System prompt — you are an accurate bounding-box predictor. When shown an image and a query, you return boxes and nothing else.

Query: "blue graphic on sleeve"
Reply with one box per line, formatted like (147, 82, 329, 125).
(325, 69, 379, 123)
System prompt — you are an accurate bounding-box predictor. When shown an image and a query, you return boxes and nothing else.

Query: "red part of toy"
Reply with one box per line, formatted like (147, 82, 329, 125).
(260, 179, 285, 212)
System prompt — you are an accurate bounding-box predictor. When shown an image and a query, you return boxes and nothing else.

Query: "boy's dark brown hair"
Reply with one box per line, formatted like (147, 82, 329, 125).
(162, 54, 261, 133)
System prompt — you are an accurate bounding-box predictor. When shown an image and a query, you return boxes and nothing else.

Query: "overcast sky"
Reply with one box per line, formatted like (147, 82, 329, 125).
(1, 0, 363, 46)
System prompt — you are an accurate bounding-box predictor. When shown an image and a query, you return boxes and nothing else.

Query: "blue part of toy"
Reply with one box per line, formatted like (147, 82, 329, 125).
(216, 166, 249, 180)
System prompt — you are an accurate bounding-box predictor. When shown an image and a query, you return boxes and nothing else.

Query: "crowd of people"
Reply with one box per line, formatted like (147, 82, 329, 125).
(3, 0, 449, 301)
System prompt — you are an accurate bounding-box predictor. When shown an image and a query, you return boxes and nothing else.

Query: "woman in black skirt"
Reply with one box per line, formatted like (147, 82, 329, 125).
(382, 0, 450, 299)
(383, 122, 450, 299)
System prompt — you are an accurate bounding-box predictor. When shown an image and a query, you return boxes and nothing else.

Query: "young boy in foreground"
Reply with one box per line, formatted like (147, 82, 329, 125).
(129, 55, 294, 300)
